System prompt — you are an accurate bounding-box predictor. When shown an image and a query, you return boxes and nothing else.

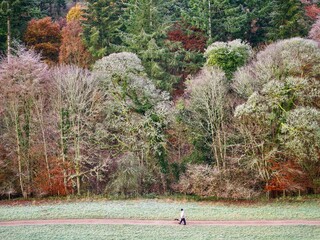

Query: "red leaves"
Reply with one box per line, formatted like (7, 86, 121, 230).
(167, 22, 207, 52)
(266, 160, 311, 193)
(305, 4, 320, 20)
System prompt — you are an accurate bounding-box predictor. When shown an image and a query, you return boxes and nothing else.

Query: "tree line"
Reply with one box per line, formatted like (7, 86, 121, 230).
(0, 0, 320, 199)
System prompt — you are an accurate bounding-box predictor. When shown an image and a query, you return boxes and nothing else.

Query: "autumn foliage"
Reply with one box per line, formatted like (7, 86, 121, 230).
(33, 157, 74, 196)
(167, 22, 207, 52)
(66, 3, 86, 22)
(266, 160, 311, 194)
(309, 17, 320, 41)
(305, 4, 320, 19)
(59, 20, 93, 68)
(24, 17, 62, 64)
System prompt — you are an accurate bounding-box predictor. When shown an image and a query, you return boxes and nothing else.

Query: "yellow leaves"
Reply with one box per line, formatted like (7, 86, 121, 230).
(66, 3, 86, 23)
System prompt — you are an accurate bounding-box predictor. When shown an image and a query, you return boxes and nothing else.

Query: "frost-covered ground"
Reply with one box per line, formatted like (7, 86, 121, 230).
(0, 199, 320, 221)
(1, 225, 320, 240)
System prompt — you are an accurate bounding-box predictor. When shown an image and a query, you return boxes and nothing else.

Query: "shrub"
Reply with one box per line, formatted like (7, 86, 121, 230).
(173, 164, 261, 199)
(204, 39, 252, 80)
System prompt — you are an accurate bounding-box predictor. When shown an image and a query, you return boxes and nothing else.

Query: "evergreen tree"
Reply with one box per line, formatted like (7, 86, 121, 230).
(268, 0, 311, 40)
(183, 0, 248, 42)
(183, 0, 275, 45)
(0, 0, 41, 55)
(121, 0, 178, 92)
(166, 0, 189, 21)
(240, 0, 273, 45)
(38, 0, 66, 18)
(82, 0, 124, 58)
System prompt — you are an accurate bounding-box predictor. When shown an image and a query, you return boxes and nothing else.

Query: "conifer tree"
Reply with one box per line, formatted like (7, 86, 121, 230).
(183, 0, 274, 45)
(0, 0, 40, 56)
(38, 0, 66, 18)
(184, 0, 248, 42)
(82, 0, 124, 58)
(268, 0, 311, 40)
(121, 0, 178, 91)
(241, 0, 273, 45)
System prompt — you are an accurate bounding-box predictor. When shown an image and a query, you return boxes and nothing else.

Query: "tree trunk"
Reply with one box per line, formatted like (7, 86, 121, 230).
(36, 99, 52, 190)
(76, 113, 81, 195)
(149, 0, 153, 29)
(60, 109, 69, 195)
(208, 0, 212, 40)
(7, 16, 11, 63)
(24, 104, 32, 197)
(76, 173, 81, 195)
(14, 110, 25, 198)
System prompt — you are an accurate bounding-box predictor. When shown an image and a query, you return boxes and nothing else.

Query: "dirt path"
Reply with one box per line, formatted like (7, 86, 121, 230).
(1, 219, 320, 227)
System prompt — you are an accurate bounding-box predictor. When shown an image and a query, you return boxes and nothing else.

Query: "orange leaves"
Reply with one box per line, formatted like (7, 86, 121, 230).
(24, 10, 92, 68)
(24, 17, 62, 64)
(59, 3, 93, 68)
(33, 157, 74, 197)
(59, 20, 93, 68)
(266, 160, 311, 193)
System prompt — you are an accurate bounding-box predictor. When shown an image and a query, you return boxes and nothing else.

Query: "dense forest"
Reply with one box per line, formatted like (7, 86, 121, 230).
(0, 0, 320, 200)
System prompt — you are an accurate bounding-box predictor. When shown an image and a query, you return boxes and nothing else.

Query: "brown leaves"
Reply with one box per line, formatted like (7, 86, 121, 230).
(266, 159, 311, 193)
(59, 20, 93, 68)
(24, 17, 62, 64)
(167, 22, 207, 52)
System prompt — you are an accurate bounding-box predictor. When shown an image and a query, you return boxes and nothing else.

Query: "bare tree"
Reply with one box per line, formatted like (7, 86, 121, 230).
(185, 67, 229, 170)
(52, 65, 104, 195)
(0, 46, 49, 198)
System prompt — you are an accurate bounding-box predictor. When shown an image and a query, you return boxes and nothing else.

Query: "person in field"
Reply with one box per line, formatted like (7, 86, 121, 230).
(179, 208, 186, 225)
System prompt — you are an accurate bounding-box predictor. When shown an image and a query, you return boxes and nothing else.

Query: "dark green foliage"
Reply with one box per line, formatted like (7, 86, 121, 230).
(238, 0, 273, 45)
(205, 40, 252, 80)
(183, 0, 310, 46)
(268, 0, 311, 40)
(82, 0, 124, 58)
(0, 0, 41, 53)
(183, 0, 249, 42)
(38, 0, 66, 18)
(120, 0, 179, 92)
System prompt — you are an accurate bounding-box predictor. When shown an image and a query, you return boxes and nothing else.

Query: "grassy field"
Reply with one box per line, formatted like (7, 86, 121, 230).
(1, 199, 320, 239)
(0, 199, 320, 221)
(1, 224, 320, 240)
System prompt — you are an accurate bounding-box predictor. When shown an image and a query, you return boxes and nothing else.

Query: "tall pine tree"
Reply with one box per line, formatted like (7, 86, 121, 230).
(38, 0, 67, 18)
(121, 0, 178, 91)
(182, 0, 276, 45)
(268, 0, 311, 40)
(183, 0, 248, 42)
(0, 0, 41, 56)
(82, 0, 124, 58)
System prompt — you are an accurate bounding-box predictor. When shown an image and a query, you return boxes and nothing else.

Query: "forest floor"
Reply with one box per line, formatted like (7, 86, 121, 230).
(1, 219, 320, 226)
